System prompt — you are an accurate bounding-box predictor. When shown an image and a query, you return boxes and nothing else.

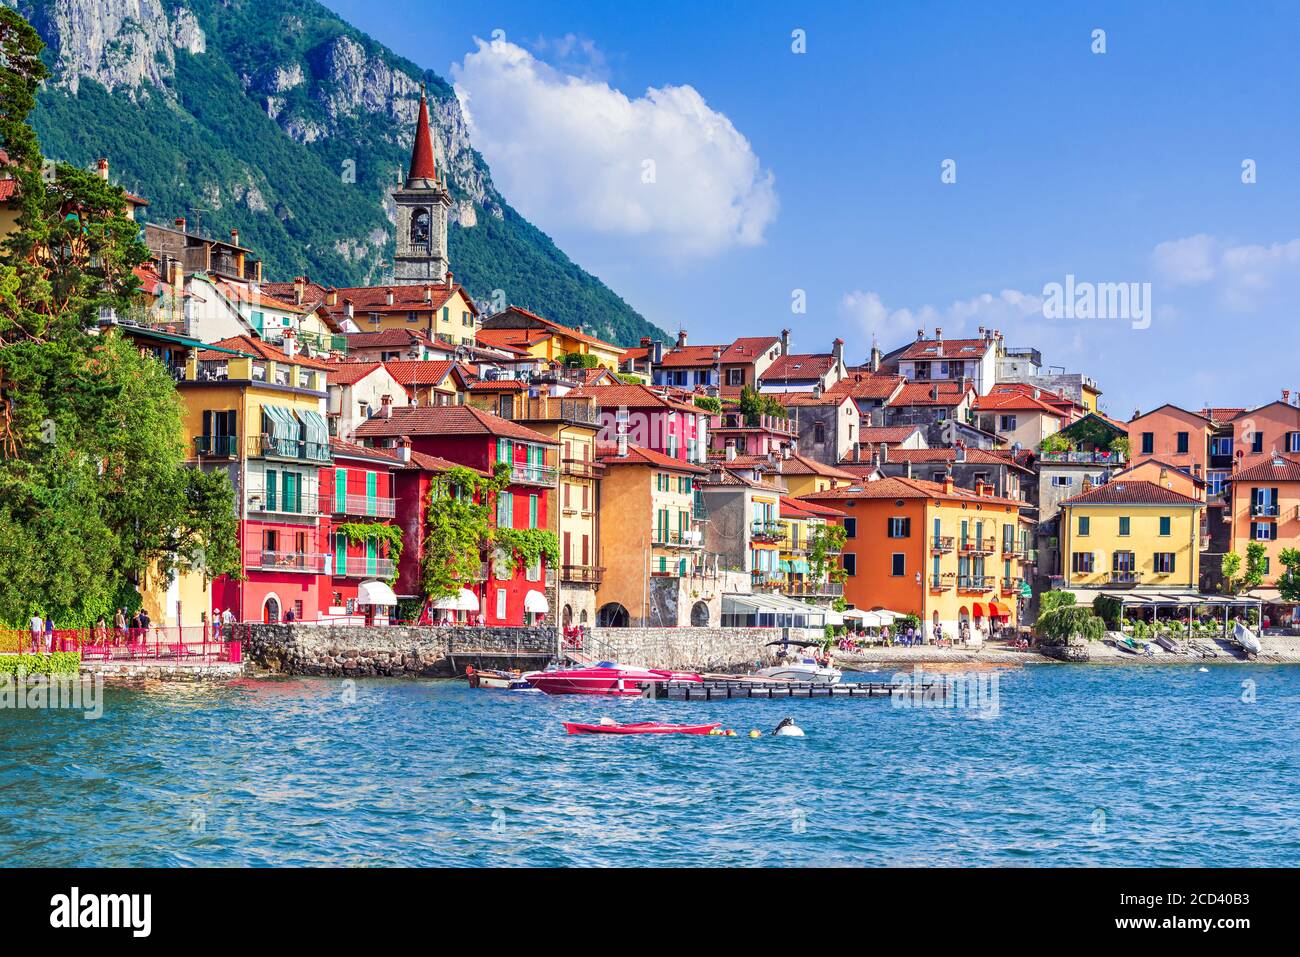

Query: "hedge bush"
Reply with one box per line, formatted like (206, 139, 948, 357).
(0, 652, 82, 677)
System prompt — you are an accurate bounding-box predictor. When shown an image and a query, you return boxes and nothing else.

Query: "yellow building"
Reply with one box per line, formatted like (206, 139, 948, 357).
(778, 497, 846, 601)
(594, 441, 708, 626)
(467, 381, 605, 629)
(477, 305, 626, 371)
(1059, 480, 1203, 589)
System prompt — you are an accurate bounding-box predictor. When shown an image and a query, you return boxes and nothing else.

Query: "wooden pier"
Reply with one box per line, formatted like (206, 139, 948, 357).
(648, 679, 944, 701)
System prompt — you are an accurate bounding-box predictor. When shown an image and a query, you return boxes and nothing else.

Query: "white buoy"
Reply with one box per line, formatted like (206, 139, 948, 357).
(1198, 667, 1209, 673)
(772, 717, 805, 737)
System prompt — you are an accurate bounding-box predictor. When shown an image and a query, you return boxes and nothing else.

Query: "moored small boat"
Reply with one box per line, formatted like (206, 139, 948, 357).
(1153, 633, 1183, 654)
(1233, 622, 1262, 655)
(523, 662, 702, 696)
(1115, 635, 1149, 656)
(755, 659, 842, 684)
(465, 666, 531, 690)
(563, 720, 721, 735)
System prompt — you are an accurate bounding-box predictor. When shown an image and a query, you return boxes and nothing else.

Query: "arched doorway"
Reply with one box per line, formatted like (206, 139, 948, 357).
(691, 601, 710, 627)
(562, 604, 573, 628)
(263, 596, 281, 623)
(598, 602, 629, 627)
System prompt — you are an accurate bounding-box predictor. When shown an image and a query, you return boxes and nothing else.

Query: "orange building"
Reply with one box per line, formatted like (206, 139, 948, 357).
(1231, 397, 1300, 469)
(803, 476, 1030, 640)
(1127, 404, 1214, 479)
(1227, 454, 1300, 591)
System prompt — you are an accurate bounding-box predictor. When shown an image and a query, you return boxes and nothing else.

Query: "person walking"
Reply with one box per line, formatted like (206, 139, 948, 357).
(114, 608, 127, 646)
(29, 612, 43, 653)
(43, 615, 54, 652)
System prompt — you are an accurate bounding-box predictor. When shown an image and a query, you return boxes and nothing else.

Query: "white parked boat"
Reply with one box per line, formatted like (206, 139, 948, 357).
(1233, 622, 1262, 655)
(755, 658, 842, 684)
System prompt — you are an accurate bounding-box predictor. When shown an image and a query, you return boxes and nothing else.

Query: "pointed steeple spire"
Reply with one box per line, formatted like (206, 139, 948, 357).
(407, 85, 438, 186)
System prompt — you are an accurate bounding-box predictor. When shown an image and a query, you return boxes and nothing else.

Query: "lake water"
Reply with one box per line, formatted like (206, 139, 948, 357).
(2, 665, 1297, 866)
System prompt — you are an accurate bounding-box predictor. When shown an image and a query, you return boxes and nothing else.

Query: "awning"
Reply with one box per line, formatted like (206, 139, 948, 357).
(299, 409, 329, 448)
(262, 405, 300, 442)
(357, 579, 397, 606)
(455, 588, 481, 612)
(971, 602, 986, 617)
(722, 592, 830, 625)
(524, 590, 549, 613)
(988, 601, 1010, 618)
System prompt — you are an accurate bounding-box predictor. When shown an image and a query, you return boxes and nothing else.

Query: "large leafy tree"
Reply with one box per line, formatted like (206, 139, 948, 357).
(0, 9, 239, 626)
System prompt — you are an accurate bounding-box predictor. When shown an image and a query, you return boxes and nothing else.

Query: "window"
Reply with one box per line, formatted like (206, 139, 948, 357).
(1252, 430, 1264, 454)
(497, 491, 513, 529)
(1113, 551, 1135, 572)
(933, 472, 946, 483)
(1141, 432, 1154, 455)
(406, 311, 419, 324)
(1206, 471, 1228, 496)
(727, 368, 743, 386)
(1211, 436, 1234, 457)
(1289, 432, 1300, 454)
(1153, 553, 1176, 574)
(999, 414, 1017, 432)
(843, 517, 857, 539)
(1159, 516, 1171, 536)
(814, 422, 826, 444)
(496, 589, 507, 620)
(1118, 516, 1131, 536)
(842, 554, 857, 576)
(528, 494, 538, 529)
(890, 554, 905, 576)
(1176, 432, 1189, 454)
(1078, 515, 1090, 536)
(1252, 521, 1277, 541)
(887, 517, 911, 538)
(1071, 552, 1095, 573)
(1051, 475, 1074, 487)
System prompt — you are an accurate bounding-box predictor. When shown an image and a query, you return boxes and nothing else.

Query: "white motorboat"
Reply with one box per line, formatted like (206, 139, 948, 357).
(1233, 621, 1262, 655)
(755, 657, 842, 684)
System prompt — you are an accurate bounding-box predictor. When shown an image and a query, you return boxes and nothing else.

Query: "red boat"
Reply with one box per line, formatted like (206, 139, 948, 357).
(522, 662, 701, 696)
(563, 721, 721, 735)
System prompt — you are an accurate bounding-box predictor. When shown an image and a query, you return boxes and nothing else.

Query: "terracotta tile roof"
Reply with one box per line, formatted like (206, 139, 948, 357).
(331, 282, 470, 316)
(1109, 459, 1206, 486)
(1127, 403, 1214, 426)
(383, 360, 466, 387)
(568, 383, 700, 414)
(889, 380, 975, 407)
(326, 361, 383, 386)
(779, 452, 858, 479)
(802, 475, 1023, 507)
(481, 305, 624, 354)
(654, 336, 782, 368)
(760, 353, 837, 382)
(0, 179, 17, 202)
(720, 336, 782, 363)
(210, 279, 310, 315)
(329, 437, 400, 463)
(1199, 407, 1248, 424)
(771, 390, 853, 408)
(466, 379, 527, 392)
(475, 328, 552, 350)
(881, 447, 1032, 472)
(656, 344, 726, 368)
(824, 373, 906, 401)
(1229, 455, 1300, 483)
(973, 390, 1067, 416)
(1059, 480, 1204, 507)
(566, 367, 618, 386)
(854, 426, 923, 445)
(596, 442, 708, 473)
(343, 328, 434, 349)
(197, 334, 332, 369)
(897, 337, 994, 361)
(783, 496, 847, 518)
(353, 405, 557, 444)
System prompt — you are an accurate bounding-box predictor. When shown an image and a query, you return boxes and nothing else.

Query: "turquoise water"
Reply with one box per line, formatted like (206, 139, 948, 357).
(1, 665, 1298, 866)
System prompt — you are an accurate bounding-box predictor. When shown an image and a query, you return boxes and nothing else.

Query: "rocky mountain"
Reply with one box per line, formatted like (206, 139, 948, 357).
(15, 0, 668, 346)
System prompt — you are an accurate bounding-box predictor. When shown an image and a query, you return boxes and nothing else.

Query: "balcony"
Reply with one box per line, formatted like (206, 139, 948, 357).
(561, 457, 601, 479)
(246, 487, 324, 517)
(930, 573, 956, 593)
(1251, 503, 1279, 518)
(1109, 570, 1141, 585)
(957, 575, 995, 593)
(561, 564, 604, 584)
(1039, 450, 1125, 465)
(751, 520, 783, 543)
(959, 537, 996, 555)
(193, 435, 238, 458)
(332, 493, 397, 519)
(653, 529, 703, 549)
(248, 551, 327, 574)
(930, 535, 955, 554)
(784, 579, 844, 598)
(714, 412, 797, 436)
(1001, 577, 1024, 596)
(505, 396, 599, 427)
(334, 556, 397, 579)
(510, 464, 558, 487)
(1001, 542, 1027, 559)
(253, 435, 331, 463)
(751, 571, 785, 591)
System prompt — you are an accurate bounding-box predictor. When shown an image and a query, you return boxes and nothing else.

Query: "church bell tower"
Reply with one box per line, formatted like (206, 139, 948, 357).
(392, 89, 452, 285)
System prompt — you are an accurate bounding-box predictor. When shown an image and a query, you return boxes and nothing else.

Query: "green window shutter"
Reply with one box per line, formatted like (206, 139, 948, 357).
(366, 472, 377, 516)
(366, 537, 377, 576)
(266, 469, 277, 511)
(335, 533, 347, 576)
(335, 468, 347, 513)
(529, 494, 538, 529)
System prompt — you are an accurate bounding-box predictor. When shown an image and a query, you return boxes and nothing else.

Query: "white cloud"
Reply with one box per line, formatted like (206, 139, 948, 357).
(1152, 233, 1300, 310)
(840, 288, 1045, 346)
(451, 37, 777, 258)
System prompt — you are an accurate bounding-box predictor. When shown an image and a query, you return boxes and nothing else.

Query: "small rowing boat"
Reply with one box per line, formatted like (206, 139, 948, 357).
(465, 666, 531, 690)
(562, 720, 721, 735)
(1233, 621, 1262, 655)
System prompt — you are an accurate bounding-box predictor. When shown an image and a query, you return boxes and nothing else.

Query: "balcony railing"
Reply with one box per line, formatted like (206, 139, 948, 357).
(1039, 450, 1125, 464)
(959, 537, 997, 555)
(510, 464, 558, 486)
(505, 397, 600, 426)
(1109, 570, 1141, 584)
(784, 579, 844, 597)
(253, 435, 331, 462)
(751, 571, 785, 590)
(332, 493, 397, 518)
(931, 535, 955, 554)
(1001, 577, 1024, 595)
(652, 529, 703, 548)
(246, 487, 324, 516)
(248, 551, 327, 574)
(930, 573, 956, 592)
(957, 575, 995, 592)
(1001, 542, 1027, 558)
(561, 564, 604, 584)
(751, 520, 783, 543)
(1251, 503, 1279, 517)
(714, 412, 797, 435)
(194, 435, 238, 458)
(334, 556, 397, 579)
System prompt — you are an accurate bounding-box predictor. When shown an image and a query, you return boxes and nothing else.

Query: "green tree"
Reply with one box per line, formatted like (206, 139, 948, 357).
(1221, 552, 1242, 594)
(1038, 590, 1076, 616)
(1277, 548, 1300, 604)
(0, 12, 239, 626)
(1243, 541, 1268, 591)
(738, 384, 787, 425)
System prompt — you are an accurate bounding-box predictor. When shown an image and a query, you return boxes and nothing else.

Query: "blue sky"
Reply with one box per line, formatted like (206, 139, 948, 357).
(323, 0, 1300, 416)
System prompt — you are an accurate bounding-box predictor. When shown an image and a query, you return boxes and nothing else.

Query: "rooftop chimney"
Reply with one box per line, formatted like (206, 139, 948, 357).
(396, 435, 411, 464)
(975, 481, 993, 497)
(381, 394, 393, 419)
(726, 444, 737, 462)
(327, 288, 338, 307)
(95, 158, 109, 181)
(869, 337, 881, 372)
(385, 288, 395, 307)
(676, 329, 688, 348)
(943, 469, 954, 494)
(781, 328, 791, 354)
(917, 328, 925, 342)
(935, 326, 943, 344)
(813, 382, 823, 399)
(344, 299, 354, 319)
(832, 337, 844, 366)
(1284, 389, 1291, 404)
(174, 217, 187, 232)
(230, 227, 240, 246)
(617, 431, 628, 457)
(293, 276, 305, 305)
(954, 443, 966, 463)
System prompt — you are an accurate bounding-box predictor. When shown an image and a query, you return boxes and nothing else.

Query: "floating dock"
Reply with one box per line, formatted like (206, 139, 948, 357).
(648, 679, 943, 700)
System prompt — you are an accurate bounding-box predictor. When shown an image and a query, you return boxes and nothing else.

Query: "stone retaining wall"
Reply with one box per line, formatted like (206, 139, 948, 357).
(586, 626, 806, 672)
(235, 623, 556, 677)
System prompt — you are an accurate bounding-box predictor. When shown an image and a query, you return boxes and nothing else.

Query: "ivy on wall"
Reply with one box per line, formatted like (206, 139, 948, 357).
(335, 521, 403, 584)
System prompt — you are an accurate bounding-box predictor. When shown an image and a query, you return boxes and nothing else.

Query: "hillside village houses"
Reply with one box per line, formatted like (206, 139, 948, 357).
(70, 87, 1300, 640)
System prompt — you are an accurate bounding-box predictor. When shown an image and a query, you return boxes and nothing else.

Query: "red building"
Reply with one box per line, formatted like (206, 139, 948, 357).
(322, 439, 401, 622)
(354, 405, 560, 625)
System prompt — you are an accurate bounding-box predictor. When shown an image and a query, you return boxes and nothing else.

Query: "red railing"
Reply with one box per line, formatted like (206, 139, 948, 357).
(1, 627, 241, 664)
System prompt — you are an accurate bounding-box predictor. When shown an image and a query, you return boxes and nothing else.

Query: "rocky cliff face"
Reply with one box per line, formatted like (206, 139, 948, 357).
(20, 0, 669, 345)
